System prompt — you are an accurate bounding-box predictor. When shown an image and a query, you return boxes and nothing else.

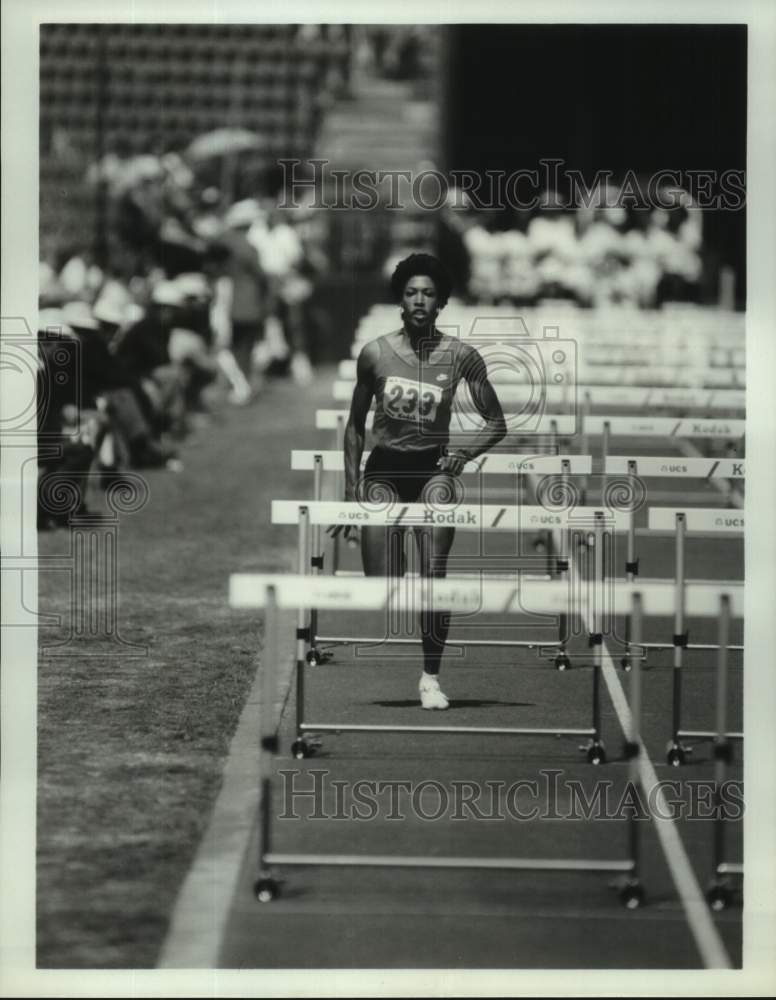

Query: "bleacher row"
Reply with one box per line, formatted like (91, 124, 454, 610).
(39, 23, 352, 268)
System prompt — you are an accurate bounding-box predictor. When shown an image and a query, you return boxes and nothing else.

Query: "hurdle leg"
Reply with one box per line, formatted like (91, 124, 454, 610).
(579, 392, 591, 504)
(582, 514, 606, 764)
(553, 526, 571, 670)
(707, 594, 740, 910)
(619, 592, 645, 907)
(549, 417, 560, 457)
(291, 506, 318, 759)
(667, 513, 689, 766)
(620, 460, 640, 672)
(330, 416, 346, 574)
(552, 465, 572, 670)
(254, 584, 280, 902)
(307, 455, 333, 666)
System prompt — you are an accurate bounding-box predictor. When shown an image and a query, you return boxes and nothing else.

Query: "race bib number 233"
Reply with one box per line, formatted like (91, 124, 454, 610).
(383, 376, 443, 423)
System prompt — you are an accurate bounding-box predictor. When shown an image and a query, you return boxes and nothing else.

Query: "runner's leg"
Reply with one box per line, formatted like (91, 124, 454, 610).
(414, 471, 457, 676)
(360, 476, 405, 578)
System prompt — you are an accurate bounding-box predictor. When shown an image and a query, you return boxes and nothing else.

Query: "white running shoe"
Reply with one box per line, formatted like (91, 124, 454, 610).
(419, 674, 449, 711)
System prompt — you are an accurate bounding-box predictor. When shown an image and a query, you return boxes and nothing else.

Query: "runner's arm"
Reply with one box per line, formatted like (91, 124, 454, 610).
(439, 346, 506, 474)
(344, 341, 377, 500)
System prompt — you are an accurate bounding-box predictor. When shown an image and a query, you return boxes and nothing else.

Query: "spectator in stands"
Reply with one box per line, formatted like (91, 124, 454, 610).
(647, 201, 702, 306)
(114, 281, 188, 438)
(37, 310, 96, 528)
(215, 199, 271, 394)
(58, 249, 104, 303)
(171, 272, 221, 417)
(526, 191, 581, 302)
(61, 300, 176, 470)
(248, 201, 315, 385)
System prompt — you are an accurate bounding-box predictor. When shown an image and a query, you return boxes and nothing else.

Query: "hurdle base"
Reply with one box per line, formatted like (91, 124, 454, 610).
(299, 722, 596, 738)
(677, 728, 744, 742)
(315, 634, 564, 650)
(263, 852, 635, 874)
(636, 642, 744, 652)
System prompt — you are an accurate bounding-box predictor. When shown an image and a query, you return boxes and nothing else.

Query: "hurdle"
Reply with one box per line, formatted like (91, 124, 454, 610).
(230, 573, 651, 907)
(316, 408, 578, 437)
(580, 386, 744, 416)
(645, 508, 744, 766)
(229, 573, 742, 907)
(314, 407, 579, 571)
(583, 416, 745, 497)
(292, 450, 593, 480)
(269, 500, 632, 761)
(604, 458, 745, 608)
(292, 450, 593, 576)
(316, 409, 577, 463)
(605, 456, 744, 514)
(600, 458, 744, 675)
(291, 450, 594, 667)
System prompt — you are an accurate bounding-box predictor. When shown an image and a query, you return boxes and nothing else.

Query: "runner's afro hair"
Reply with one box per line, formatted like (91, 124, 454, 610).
(390, 253, 452, 308)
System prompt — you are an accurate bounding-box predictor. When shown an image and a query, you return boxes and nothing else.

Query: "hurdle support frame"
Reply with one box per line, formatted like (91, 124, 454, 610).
(251, 579, 645, 908)
(661, 513, 744, 766)
(304, 454, 594, 678)
(290, 503, 608, 765)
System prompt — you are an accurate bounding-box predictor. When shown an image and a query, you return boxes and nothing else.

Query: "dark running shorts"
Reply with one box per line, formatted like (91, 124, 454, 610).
(361, 446, 450, 504)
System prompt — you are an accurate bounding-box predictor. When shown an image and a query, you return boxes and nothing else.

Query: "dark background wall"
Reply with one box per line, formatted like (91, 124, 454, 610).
(443, 24, 747, 305)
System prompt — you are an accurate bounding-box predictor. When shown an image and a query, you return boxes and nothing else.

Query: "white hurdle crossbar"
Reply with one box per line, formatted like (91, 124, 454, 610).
(292, 449, 592, 476)
(583, 416, 745, 497)
(317, 408, 578, 438)
(229, 574, 742, 907)
(271, 499, 631, 532)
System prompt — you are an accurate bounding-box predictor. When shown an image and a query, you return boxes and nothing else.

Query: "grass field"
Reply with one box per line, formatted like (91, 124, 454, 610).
(36, 374, 331, 968)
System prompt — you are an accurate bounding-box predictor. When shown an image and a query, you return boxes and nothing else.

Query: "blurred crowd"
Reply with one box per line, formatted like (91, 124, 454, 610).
(37, 147, 330, 528)
(434, 185, 705, 308)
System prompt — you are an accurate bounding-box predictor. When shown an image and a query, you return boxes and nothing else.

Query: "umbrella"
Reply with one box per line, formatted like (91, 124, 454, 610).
(185, 128, 264, 162)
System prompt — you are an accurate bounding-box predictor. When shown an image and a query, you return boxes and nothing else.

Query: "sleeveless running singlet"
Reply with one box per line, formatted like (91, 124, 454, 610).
(370, 330, 467, 453)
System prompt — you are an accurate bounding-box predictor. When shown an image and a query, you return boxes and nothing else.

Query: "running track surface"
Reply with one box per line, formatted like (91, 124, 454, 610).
(166, 368, 744, 969)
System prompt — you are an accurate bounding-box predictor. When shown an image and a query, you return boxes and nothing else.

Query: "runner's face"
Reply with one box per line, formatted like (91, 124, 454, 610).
(402, 275, 439, 331)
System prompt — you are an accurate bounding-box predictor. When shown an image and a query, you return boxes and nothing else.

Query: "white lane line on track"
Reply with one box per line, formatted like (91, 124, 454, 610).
(598, 638, 733, 969)
(558, 534, 734, 970)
